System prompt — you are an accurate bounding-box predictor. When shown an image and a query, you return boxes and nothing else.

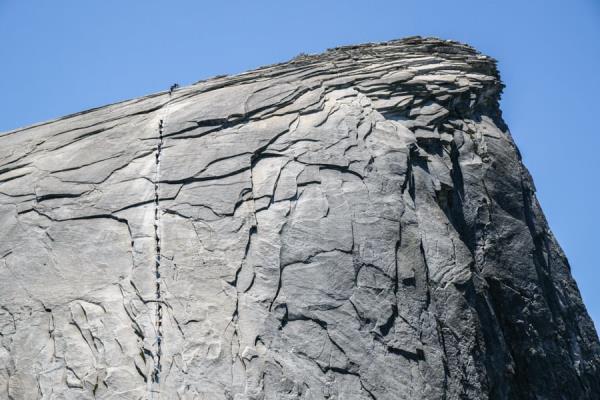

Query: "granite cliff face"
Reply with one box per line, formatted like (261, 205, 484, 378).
(0, 37, 599, 399)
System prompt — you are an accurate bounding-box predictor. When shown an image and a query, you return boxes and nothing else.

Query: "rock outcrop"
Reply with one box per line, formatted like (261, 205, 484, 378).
(0, 37, 598, 399)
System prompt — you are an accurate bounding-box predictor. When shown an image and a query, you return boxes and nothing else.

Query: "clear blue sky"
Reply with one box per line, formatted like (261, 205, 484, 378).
(1, 1, 598, 330)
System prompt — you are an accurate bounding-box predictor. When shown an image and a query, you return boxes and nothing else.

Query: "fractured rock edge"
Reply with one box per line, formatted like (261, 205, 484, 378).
(0, 36, 598, 400)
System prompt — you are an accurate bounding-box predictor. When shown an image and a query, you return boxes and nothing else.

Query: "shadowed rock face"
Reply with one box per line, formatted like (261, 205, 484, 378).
(0, 37, 598, 399)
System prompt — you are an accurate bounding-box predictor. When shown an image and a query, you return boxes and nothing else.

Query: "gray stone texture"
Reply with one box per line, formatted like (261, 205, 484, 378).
(0, 37, 598, 399)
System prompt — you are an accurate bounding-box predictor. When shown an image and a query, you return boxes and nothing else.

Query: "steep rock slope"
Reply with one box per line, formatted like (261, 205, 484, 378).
(0, 37, 598, 399)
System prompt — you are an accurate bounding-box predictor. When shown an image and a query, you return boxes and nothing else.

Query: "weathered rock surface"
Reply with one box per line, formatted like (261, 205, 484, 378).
(0, 37, 598, 399)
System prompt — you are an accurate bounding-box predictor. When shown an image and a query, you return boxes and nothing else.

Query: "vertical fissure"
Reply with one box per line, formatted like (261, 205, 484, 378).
(152, 118, 164, 386)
